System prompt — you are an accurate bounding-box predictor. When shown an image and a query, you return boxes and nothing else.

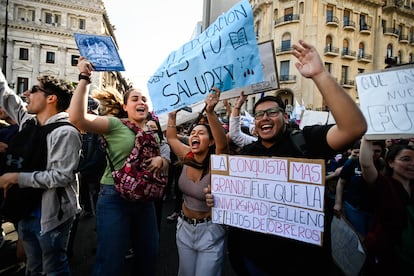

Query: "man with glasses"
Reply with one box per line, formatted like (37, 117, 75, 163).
(206, 40, 368, 275)
(0, 72, 81, 275)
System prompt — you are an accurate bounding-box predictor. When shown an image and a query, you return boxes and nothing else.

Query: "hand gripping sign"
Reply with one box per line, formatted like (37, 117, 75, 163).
(148, 0, 264, 115)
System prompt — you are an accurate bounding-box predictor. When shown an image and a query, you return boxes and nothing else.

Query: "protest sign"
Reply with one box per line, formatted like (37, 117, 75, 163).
(356, 64, 414, 139)
(331, 216, 366, 276)
(148, 0, 264, 115)
(211, 154, 326, 246)
(218, 39, 279, 100)
(74, 33, 125, 71)
(299, 110, 336, 129)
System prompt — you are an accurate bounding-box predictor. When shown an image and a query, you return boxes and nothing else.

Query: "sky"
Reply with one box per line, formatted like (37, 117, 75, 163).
(102, 0, 204, 104)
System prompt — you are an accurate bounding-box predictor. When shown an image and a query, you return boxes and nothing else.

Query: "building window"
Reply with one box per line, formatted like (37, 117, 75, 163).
(44, 11, 61, 25)
(17, 77, 29, 95)
(280, 60, 290, 81)
(299, 2, 304, 14)
(19, 48, 29, 60)
(45, 12, 52, 24)
(386, 44, 393, 58)
(284, 7, 294, 21)
(71, 55, 79, 66)
(79, 18, 85, 29)
(341, 65, 349, 82)
(326, 5, 334, 21)
(46, 51, 55, 63)
(398, 51, 402, 64)
(358, 68, 365, 74)
(324, 62, 332, 73)
(358, 42, 365, 58)
(343, 10, 351, 26)
(409, 53, 413, 63)
(360, 14, 367, 29)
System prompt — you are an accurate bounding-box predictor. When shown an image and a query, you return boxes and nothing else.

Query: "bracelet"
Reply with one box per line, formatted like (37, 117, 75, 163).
(78, 74, 91, 83)
(168, 125, 176, 128)
(234, 107, 241, 109)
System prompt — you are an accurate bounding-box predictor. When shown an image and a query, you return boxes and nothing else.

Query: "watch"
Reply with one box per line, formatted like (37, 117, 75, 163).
(78, 74, 91, 83)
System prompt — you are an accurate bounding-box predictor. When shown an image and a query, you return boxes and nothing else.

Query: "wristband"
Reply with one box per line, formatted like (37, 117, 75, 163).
(168, 125, 176, 128)
(78, 74, 91, 83)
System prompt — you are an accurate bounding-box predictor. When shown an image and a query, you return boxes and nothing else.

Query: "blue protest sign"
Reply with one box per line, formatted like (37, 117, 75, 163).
(148, 0, 264, 115)
(74, 33, 125, 71)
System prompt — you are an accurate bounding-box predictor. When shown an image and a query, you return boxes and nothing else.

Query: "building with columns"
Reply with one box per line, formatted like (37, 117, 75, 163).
(248, 0, 414, 114)
(0, 0, 129, 96)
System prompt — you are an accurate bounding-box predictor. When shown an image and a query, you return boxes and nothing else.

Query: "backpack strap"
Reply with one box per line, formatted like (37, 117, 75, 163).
(290, 129, 308, 156)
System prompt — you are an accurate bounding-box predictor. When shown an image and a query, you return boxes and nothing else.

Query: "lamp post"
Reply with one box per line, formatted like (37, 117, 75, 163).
(2, 0, 9, 77)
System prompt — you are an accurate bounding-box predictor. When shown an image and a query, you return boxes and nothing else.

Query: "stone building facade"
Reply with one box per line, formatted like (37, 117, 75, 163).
(249, 0, 414, 113)
(0, 0, 128, 95)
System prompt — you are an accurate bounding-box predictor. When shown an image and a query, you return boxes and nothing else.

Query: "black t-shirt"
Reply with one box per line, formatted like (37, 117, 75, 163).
(228, 124, 338, 275)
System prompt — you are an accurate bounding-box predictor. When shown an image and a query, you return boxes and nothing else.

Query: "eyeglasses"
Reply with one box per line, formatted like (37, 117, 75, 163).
(30, 85, 49, 94)
(254, 107, 284, 120)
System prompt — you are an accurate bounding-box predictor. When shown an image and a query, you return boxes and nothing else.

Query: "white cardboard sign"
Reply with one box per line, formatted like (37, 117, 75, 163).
(356, 64, 414, 139)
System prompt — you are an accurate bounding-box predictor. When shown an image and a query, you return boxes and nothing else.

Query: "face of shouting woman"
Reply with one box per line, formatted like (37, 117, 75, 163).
(123, 89, 148, 126)
(189, 124, 214, 156)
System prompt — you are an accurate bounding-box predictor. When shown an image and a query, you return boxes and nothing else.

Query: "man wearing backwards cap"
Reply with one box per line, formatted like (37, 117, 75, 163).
(0, 72, 82, 275)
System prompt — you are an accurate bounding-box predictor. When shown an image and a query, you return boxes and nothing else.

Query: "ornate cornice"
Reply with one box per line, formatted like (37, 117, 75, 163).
(29, 0, 105, 14)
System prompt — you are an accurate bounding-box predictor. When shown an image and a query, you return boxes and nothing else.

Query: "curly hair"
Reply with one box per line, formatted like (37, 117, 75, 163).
(91, 87, 126, 117)
(37, 75, 74, 112)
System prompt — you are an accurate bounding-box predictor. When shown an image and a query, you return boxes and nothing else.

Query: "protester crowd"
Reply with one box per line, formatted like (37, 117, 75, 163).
(1, 39, 413, 276)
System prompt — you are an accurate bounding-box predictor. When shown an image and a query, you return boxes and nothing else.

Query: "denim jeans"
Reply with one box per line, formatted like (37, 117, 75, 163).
(176, 217, 226, 276)
(92, 184, 159, 276)
(18, 216, 74, 276)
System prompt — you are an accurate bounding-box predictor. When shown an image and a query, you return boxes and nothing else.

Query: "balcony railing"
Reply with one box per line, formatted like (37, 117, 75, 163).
(383, 27, 400, 37)
(326, 16, 339, 26)
(275, 46, 293, 54)
(340, 79, 355, 88)
(279, 75, 296, 82)
(360, 24, 371, 33)
(342, 49, 356, 59)
(399, 35, 409, 43)
(343, 20, 356, 30)
(324, 46, 340, 56)
(274, 14, 300, 25)
(357, 52, 373, 63)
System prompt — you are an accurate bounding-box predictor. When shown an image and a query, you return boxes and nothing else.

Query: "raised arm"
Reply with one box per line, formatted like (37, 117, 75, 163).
(292, 40, 367, 151)
(68, 57, 110, 134)
(359, 136, 378, 185)
(166, 110, 190, 160)
(205, 88, 228, 154)
(228, 91, 256, 148)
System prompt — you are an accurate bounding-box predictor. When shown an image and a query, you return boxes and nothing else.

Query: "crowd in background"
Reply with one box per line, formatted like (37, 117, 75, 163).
(1, 39, 413, 276)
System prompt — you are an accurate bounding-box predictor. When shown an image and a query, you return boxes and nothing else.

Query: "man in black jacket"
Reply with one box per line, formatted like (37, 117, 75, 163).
(206, 40, 367, 275)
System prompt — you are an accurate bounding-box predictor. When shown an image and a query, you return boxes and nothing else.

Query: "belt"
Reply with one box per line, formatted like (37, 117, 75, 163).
(180, 212, 211, 226)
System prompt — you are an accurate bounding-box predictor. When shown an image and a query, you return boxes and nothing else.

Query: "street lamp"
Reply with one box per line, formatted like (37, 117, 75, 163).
(2, 0, 9, 77)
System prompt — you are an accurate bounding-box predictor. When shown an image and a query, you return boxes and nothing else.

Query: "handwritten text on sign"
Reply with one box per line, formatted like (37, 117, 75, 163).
(148, 0, 264, 115)
(211, 154, 326, 246)
(356, 65, 414, 139)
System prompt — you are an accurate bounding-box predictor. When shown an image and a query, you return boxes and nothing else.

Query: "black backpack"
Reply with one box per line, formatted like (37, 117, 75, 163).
(0, 119, 76, 223)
